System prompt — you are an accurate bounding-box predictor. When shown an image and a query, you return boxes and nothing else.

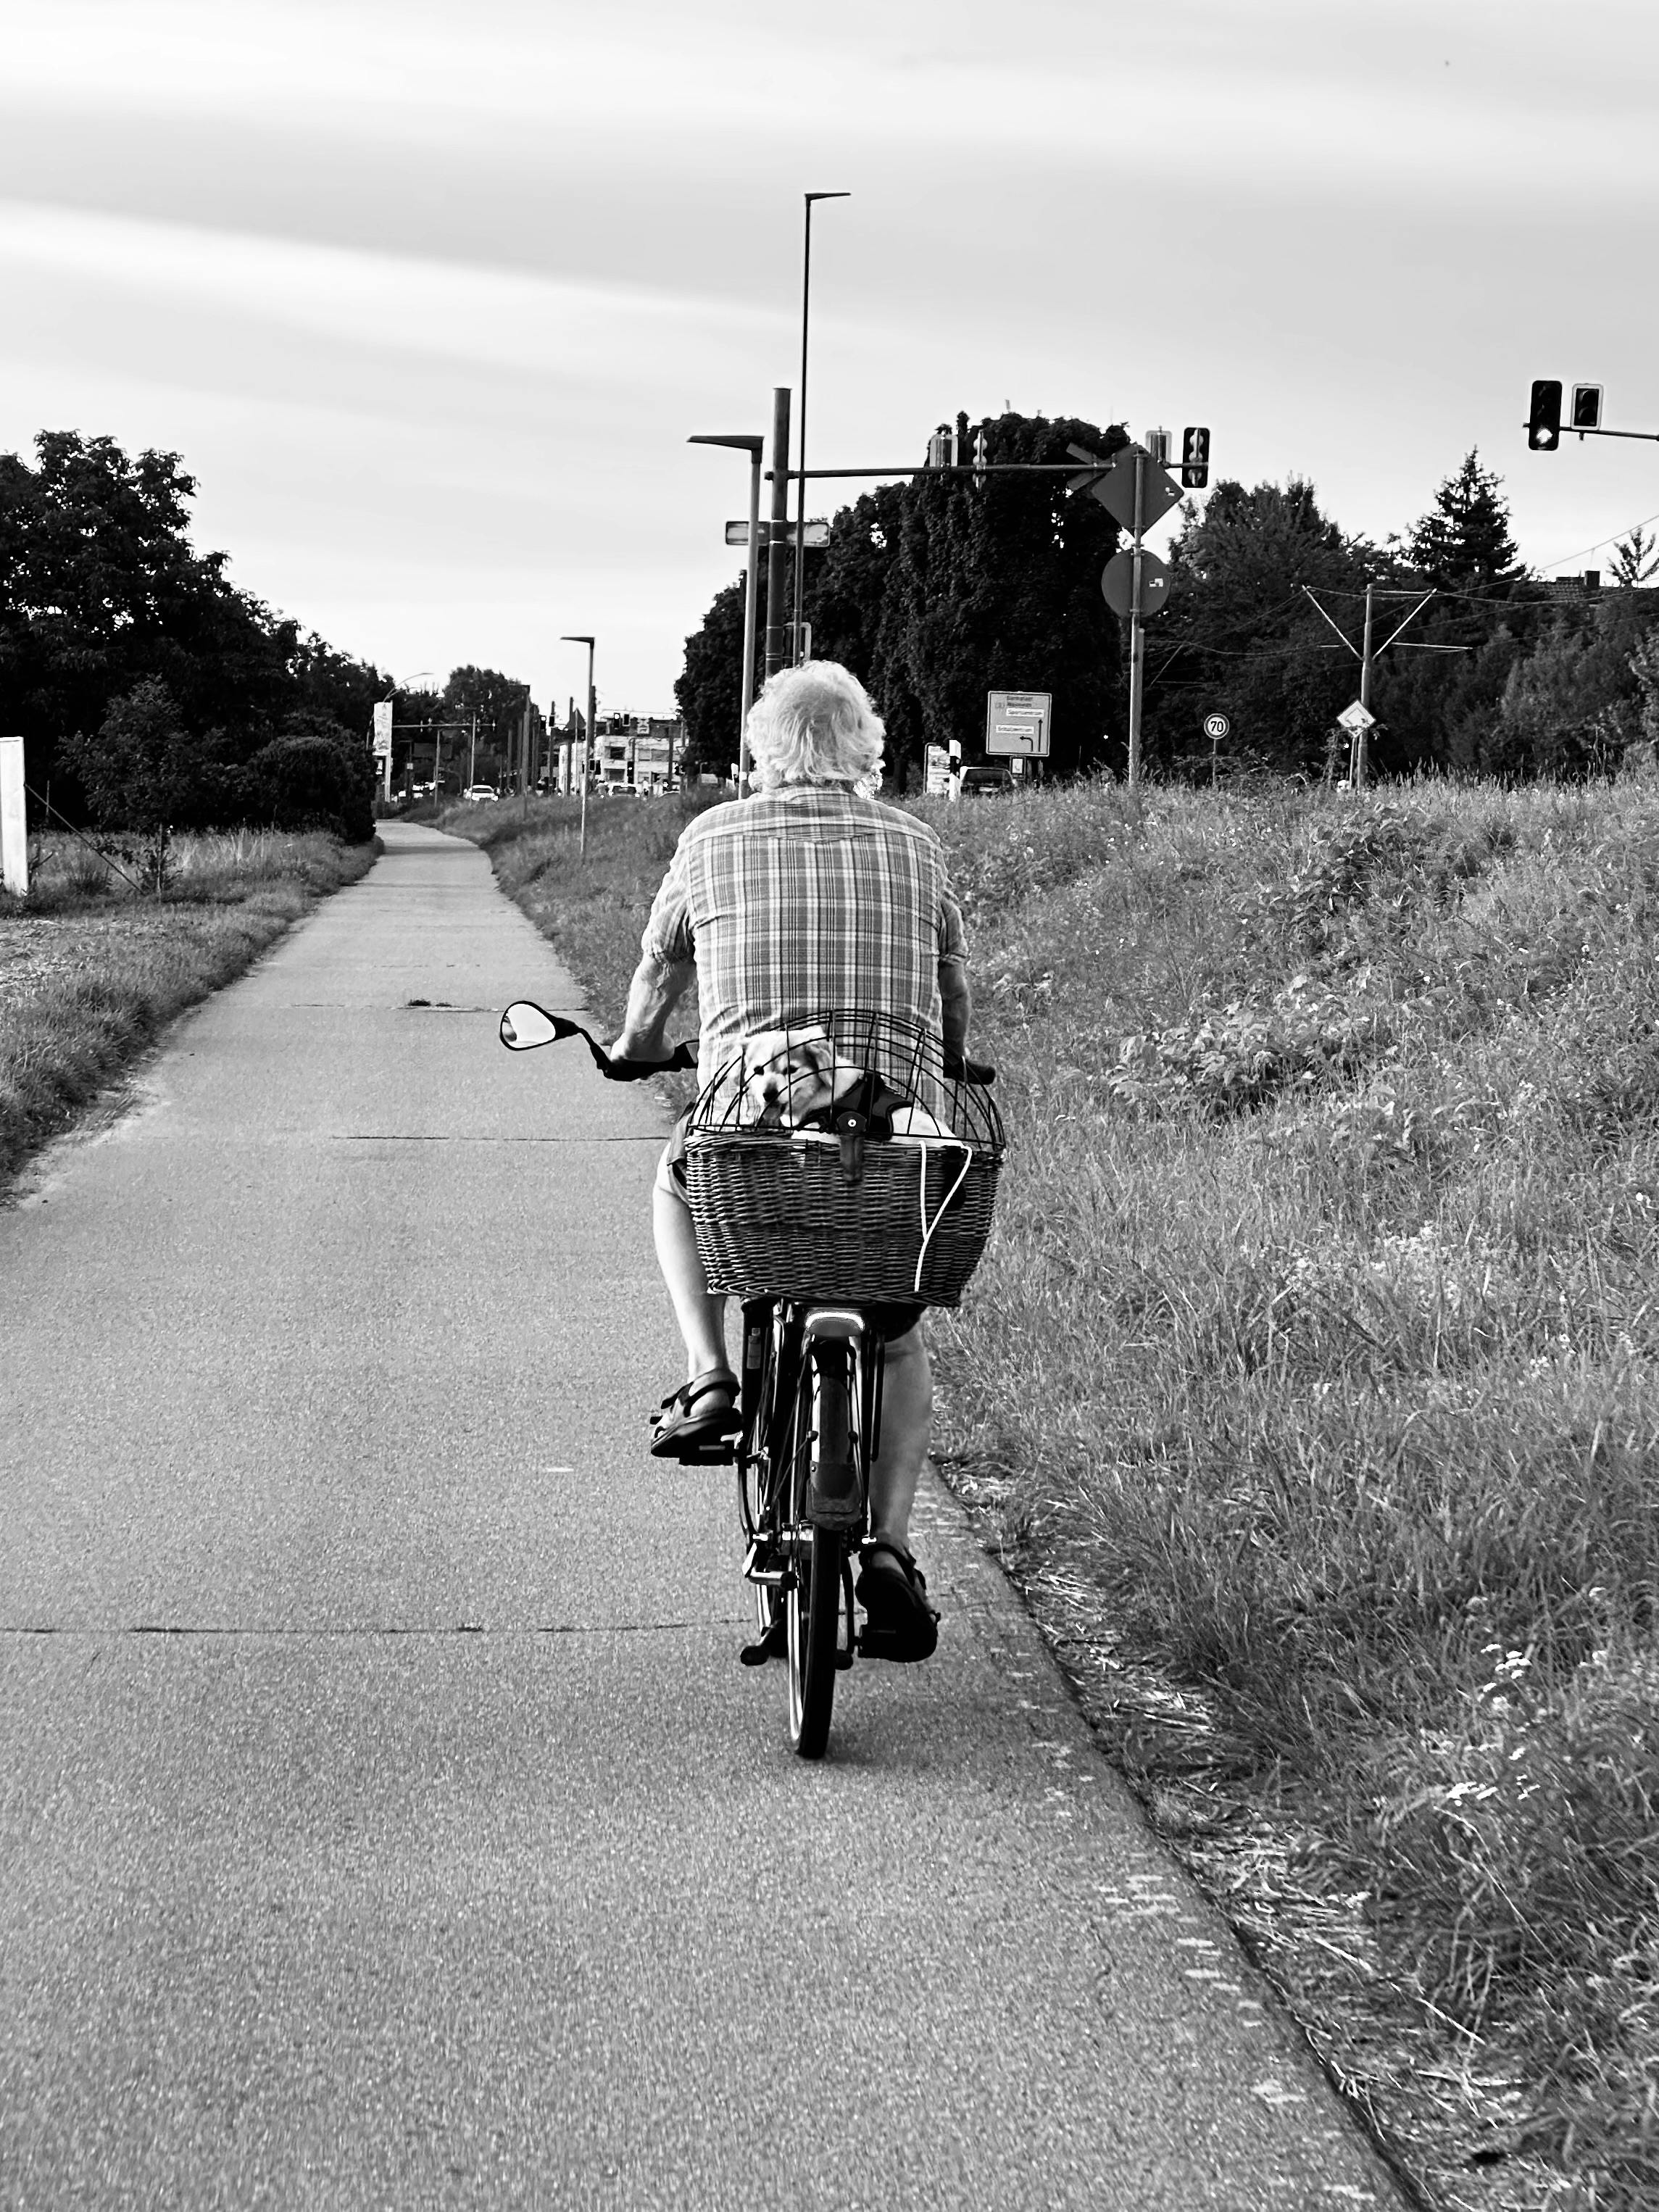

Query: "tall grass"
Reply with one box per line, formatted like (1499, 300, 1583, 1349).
(452, 775, 1659, 2208)
(0, 828, 377, 1184)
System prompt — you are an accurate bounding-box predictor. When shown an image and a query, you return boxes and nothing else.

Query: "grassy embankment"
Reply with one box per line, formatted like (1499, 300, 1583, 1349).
(0, 828, 378, 1189)
(444, 780, 1659, 2212)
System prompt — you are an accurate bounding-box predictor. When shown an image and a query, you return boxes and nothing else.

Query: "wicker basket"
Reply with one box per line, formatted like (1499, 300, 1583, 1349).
(682, 1010, 1005, 1307)
(683, 1128, 998, 1306)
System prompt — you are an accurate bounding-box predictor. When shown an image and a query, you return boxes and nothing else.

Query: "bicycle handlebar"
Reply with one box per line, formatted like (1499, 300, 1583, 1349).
(500, 999, 993, 1085)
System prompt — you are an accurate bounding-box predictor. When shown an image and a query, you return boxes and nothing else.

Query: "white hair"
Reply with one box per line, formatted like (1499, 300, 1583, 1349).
(745, 661, 886, 796)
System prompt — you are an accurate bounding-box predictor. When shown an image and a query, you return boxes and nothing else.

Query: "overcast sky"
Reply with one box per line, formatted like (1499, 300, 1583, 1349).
(4, 0, 1656, 720)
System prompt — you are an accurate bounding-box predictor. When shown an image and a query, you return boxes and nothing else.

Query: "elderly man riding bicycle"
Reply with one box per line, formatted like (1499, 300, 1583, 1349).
(609, 660, 973, 1662)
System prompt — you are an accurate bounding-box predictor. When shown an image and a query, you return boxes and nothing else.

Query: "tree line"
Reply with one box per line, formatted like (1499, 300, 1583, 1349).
(1, 431, 393, 844)
(675, 418, 1659, 786)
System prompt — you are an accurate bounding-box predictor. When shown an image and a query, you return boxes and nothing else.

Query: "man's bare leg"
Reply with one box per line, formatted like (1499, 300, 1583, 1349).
(652, 1163, 729, 1383)
(867, 1328, 931, 1552)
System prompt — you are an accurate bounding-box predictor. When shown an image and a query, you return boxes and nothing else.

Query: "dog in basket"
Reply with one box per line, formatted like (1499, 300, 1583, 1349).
(735, 1027, 950, 1139)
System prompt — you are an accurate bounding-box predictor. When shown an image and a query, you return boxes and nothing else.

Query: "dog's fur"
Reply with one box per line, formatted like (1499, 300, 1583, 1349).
(735, 1028, 957, 1139)
(736, 1028, 865, 1127)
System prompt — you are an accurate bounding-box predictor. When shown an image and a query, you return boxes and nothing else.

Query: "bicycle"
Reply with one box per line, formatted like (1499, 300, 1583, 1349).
(498, 1002, 1003, 1760)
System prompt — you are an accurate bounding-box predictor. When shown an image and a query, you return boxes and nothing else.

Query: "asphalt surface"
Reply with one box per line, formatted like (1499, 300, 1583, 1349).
(0, 820, 1404, 2210)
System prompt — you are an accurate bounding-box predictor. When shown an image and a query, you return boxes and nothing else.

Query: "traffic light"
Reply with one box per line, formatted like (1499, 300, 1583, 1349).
(926, 423, 957, 469)
(1527, 380, 1562, 450)
(972, 425, 989, 488)
(1181, 425, 1210, 488)
(1571, 383, 1602, 431)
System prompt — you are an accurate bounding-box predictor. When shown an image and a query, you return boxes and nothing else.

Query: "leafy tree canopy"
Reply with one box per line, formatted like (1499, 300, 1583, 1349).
(678, 412, 1126, 786)
(1140, 478, 1376, 775)
(0, 429, 390, 812)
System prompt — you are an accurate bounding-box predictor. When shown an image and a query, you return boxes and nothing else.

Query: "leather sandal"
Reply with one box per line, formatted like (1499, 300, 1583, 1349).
(649, 1368, 741, 1462)
(855, 1539, 940, 1662)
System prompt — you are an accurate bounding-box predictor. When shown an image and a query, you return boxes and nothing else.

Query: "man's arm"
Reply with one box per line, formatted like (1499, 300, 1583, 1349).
(939, 953, 972, 1057)
(610, 950, 697, 1064)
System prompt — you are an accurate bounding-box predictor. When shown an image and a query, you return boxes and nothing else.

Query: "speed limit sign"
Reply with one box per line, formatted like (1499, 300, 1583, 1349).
(1202, 712, 1230, 741)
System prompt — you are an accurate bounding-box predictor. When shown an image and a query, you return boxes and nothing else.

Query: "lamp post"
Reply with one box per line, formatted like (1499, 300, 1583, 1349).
(560, 635, 595, 858)
(689, 432, 764, 793)
(795, 190, 849, 666)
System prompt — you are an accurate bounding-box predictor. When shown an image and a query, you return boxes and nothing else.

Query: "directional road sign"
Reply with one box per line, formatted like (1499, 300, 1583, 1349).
(984, 689, 1052, 758)
(1101, 550, 1171, 619)
(726, 517, 831, 547)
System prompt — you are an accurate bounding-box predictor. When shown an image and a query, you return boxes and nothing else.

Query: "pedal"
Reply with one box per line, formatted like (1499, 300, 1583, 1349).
(855, 1625, 938, 1665)
(670, 1436, 738, 1466)
(739, 1618, 787, 1668)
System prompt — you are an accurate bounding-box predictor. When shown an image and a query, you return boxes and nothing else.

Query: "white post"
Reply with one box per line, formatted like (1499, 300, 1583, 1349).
(1, 735, 27, 897)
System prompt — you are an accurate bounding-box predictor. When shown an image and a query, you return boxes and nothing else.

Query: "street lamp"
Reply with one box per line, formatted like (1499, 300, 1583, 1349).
(689, 432, 763, 794)
(560, 635, 596, 858)
(795, 191, 850, 665)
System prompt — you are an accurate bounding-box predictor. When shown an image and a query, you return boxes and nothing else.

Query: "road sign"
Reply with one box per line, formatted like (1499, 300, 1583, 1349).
(1336, 700, 1376, 733)
(725, 517, 830, 547)
(1202, 712, 1230, 741)
(1101, 549, 1171, 619)
(984, 689, 1052, 758)
(1090, 449, 1184, 533)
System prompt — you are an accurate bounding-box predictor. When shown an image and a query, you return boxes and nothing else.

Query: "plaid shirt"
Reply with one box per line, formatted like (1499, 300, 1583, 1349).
(641, 786, 969, 1090)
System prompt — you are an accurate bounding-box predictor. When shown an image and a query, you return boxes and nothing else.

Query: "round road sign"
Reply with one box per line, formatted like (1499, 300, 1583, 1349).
(1202, 712, 1230, 741)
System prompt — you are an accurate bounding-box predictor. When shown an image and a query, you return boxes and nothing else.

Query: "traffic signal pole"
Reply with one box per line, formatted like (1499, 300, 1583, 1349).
(1126, 448, 1147, 789)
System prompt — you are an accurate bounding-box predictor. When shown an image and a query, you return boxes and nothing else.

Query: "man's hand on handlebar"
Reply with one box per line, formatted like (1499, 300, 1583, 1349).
(602, 1032, 697, 1082)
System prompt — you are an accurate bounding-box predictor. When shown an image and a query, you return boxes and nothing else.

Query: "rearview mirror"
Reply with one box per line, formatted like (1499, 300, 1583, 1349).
(500, 1000, 562, 1050)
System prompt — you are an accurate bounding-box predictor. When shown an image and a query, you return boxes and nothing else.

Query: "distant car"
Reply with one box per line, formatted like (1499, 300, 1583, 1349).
(956, 764, 1013, 796)
(462, 784, 499, 802)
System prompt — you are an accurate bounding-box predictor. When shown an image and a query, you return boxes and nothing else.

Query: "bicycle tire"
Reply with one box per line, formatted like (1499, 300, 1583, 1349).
(787, 1523, 843, 1759)
(785, 1332, 861, 1758)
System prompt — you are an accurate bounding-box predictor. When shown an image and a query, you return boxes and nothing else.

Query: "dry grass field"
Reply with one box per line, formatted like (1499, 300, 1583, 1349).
(0, 828, 378, 1188)
(448, 775, 1659, 2212)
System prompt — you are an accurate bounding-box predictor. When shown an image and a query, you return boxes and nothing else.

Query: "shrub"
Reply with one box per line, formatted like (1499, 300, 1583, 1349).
(244, 728, 375, 841)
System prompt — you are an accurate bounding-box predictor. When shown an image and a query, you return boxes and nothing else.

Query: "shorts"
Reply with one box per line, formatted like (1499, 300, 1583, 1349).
(658, 1111, 923, 1342)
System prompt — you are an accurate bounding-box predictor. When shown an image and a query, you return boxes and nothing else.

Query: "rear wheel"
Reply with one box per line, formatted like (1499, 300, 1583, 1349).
(784, 1332, 862, 1758)
(786, 1523, 844, 1759)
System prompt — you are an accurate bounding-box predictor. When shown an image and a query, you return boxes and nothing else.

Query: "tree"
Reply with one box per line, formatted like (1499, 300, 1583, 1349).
(674, 578, 747, 779)
(287, 632, 391, 738)
(1407, 450, 1525, 592)
(1610, 524, 1659, 589)
(1139, 478, 1376, 775)
(852, 411, 1123, 783)
(675, 413, 1125, 788)
(60, 679, 223, 888)
(0, 431, 298, 797)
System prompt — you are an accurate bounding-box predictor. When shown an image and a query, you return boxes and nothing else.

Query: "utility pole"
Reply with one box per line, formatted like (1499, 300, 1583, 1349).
(1300, 581, 1444, 786)
(1356, 582, 1376, 789)
(763, 387, 792, 681)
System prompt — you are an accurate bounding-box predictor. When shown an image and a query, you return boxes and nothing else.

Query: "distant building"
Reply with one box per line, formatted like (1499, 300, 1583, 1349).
(589, 712, 686, 792)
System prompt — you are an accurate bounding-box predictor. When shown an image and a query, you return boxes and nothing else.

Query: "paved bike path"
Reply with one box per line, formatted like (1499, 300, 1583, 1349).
(0, 821, 1401, 2210)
